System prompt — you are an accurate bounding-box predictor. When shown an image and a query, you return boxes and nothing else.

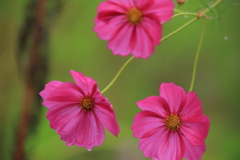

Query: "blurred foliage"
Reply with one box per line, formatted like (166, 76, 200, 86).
(0, 0, 240, 160)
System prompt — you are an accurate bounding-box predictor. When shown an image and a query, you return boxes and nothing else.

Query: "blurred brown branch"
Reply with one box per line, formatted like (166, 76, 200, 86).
(13, 0, 47, 159)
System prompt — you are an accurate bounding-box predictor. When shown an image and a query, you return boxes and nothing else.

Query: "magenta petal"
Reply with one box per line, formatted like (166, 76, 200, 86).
(134, 0, 153, 8)
(130, 19, 161, 59)
(108, 22, 135, 57)
(131, 110, 164, 139)
(61, 111, 105, 150)
(94, 101, 120, 137)
(94, 0, 174, 59)
(181, 115, 210, 146)
(109, 0, 134, 8)
(70, 70, 97, 97)
(97, 1, 127, 14)
(139, 127, 169, 159)
(132, 82, 210, 159)
(144, 0, 174, 23)
(47, 103, 81, 135)
(157, 132, 185, 160)
(40, 70, 120, 150)
(47, 82, 82, 103)
(140, 17, 161, 46)
(94, 15, 127, 40)
(160, 82, 186, 113)
(137, 96, 169, 118)
(107, 18, 161, 59)
(39, 81, 63, 108)
(183, 136, 206, 160)
(180, 91, 203, 121)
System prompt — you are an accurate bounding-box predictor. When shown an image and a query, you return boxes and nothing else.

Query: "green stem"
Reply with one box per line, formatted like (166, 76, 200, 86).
(101, 0, 222, 94)
(101, 56, 134, 94)
(199, 0, 222, 17)
(174, 8, 184, 13)
(161, 17, 197, 42)
(162, 0, 222, 42)
(172, 12, 197, 18)
(188, 19, 206, 92)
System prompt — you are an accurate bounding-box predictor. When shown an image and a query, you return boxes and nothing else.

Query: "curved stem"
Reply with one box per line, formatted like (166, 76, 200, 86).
(172, 12, 197, 18)
(174, 8, 184, 13)
(199, 0, 222, 17)
(161, 17, 197, 42)
(101, 0, 222, 94)
(101, 56, 134, 94)
(189, 19, 206, 92)
(162, 0, 222, 42)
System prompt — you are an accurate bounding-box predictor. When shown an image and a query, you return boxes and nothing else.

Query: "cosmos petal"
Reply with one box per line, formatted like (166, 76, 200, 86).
(183, 136, 206, 160)
(157, 132, 185, 160)
(143, 0, 175, 23)
(131, 110, 164, 139)
(94, 101, 120, 137)
(39, 81, 63, 108)
(131, 82, 210, 160)
(130, 18, 161, 59)
(181, 115, 210, 146)
(94, 15, 127, 40)
(180, 91, 203, 121)
(139, 127, 169, 159)
(47, 103, 81, 135)
(137, 96, 169, 117)
(61, 111, 105, 150)
(40, 70, 120, 150)
(47, 82, 83, 103)
(108, 22, 135, 56)
(160, 82, 186, 113)
(70, 70, 97, 97)
(94, 0, 174, 59)
(108, 0, 134, 8)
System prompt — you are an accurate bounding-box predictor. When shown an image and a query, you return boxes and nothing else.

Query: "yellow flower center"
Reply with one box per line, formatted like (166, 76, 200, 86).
(127, 7, 142, 24)
(80, 98, 94, 111)
(165, 114, 181, 131)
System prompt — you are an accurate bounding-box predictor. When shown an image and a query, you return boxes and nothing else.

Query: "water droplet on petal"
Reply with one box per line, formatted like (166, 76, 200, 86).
(87, 149, 92, 151)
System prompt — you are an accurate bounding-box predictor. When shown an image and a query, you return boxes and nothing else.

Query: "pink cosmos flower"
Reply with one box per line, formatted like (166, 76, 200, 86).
(131, 82, 210, 160)
(94, 0, 174, 59)
(39, 70, 120, 150)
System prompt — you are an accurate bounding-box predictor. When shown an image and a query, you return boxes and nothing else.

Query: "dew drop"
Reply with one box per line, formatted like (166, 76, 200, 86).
(224, 36, 228, 40)
(87, 149, 92, 151)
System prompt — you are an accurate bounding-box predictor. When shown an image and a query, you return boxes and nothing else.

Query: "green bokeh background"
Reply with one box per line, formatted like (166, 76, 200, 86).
(0, 0, 239, 160)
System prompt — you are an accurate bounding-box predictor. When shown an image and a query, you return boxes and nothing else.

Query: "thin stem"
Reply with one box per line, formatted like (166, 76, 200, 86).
(161, 17, 197, 42)
(162, 0, 222, 42)
(189, 19, 206, 92)
(174, 8, 184, 13)
(172, 12, 197, 18)
(199, 0, 222, 17)
(101, 0, 222, 94)
(101, 56, 134, 94)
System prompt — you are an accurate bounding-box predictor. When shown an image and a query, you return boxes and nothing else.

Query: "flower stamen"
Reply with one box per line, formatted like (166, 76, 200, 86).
(80, 98, 94, 111)
(127, 7, 142, 24)
(165, 114, 181, 131)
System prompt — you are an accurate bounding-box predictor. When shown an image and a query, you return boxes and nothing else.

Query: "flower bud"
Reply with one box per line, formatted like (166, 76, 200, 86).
(177, 0, 185, 5)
